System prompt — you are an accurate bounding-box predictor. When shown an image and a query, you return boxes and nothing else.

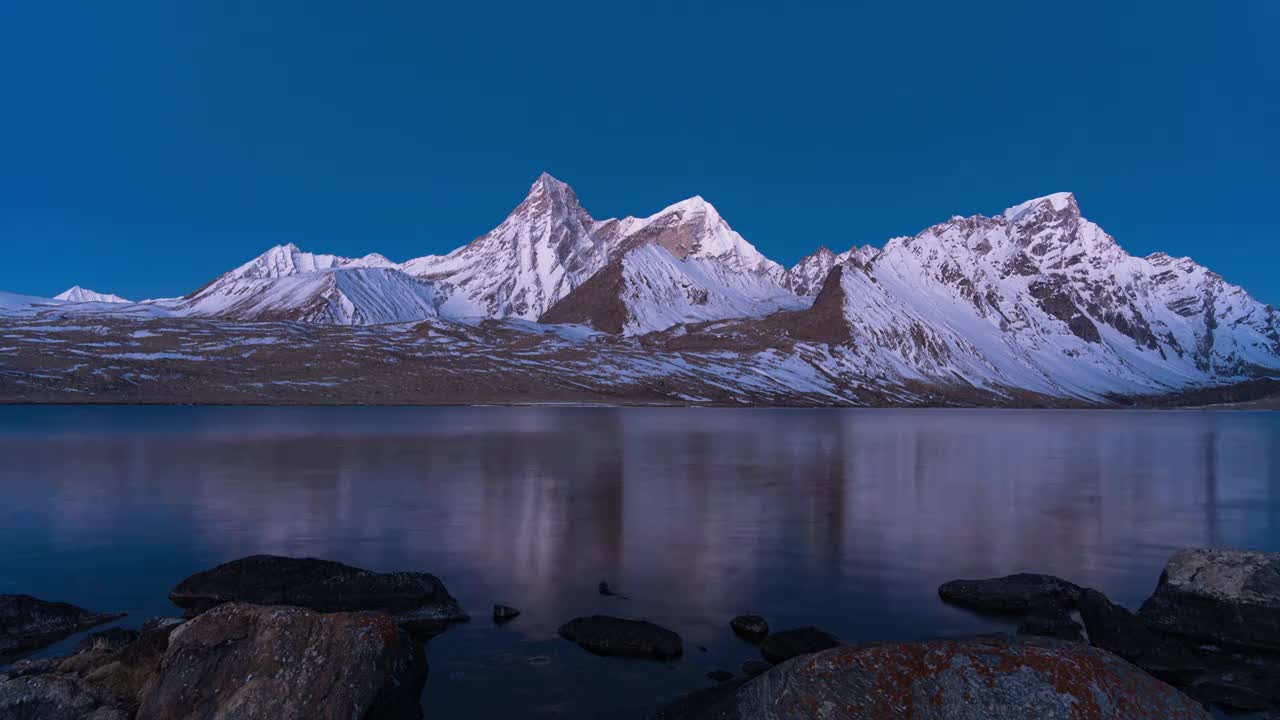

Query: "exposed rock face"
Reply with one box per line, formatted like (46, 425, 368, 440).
(938, 573, 1082, 614)
(558, 615, 683, 659)
(0, 594, 125, 656)
(136, 603, 427, 720)
(168, 555, 468, 634)
(1138, 548, 1280, 652)
(758, 627, 842, 664)
(661, 636, 1212, 720)
(1078, 588, 1159, 662)
(729, 615, 769, 643)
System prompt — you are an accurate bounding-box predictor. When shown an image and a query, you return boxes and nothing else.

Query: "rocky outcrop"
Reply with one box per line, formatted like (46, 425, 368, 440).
(938, 573, 1082, 613)
(729, 615, 768, 643)
(0, 619, 179, 718)
(0, 670, 131, 720)
(1138, 548, 1280, 652)
(657, 636, 1212, 719)
(168, 555, 468, 634)
(558, 615, 683, 659)
(493, 604, 520, 622)
(758, 627, 841, 664)
(0, 594, 124, 656)
(136, 602, 427, 720)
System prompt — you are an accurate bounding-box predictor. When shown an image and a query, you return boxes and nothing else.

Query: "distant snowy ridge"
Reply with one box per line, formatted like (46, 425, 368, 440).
(54, 286, 130, 304)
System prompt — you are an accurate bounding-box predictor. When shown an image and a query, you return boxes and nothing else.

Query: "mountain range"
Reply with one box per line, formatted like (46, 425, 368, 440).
(2, 174, 1277, 407)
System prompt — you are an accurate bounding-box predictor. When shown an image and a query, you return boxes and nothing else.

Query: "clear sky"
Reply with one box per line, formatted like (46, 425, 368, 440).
(1, 1, 1277, 303)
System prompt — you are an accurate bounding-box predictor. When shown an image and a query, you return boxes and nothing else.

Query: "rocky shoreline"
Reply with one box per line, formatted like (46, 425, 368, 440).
(2, 548, 1277, 718)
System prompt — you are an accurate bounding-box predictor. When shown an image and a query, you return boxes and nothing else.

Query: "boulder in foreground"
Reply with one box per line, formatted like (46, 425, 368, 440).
(1138, 547, 1280, 652)
(758, 626, 841, 664)
(136, 602, 427, 720)
(558, 615, 682, 659)
(0, 594, 125, 656)
(659, 635, 1212, 719)
(0, 670, 131, 720)
(938, 573, 1082, 613)
(168, 554, 469, 634)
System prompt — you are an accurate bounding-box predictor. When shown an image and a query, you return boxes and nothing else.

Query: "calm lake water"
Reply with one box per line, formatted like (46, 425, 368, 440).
(2, 406, 1279, 717)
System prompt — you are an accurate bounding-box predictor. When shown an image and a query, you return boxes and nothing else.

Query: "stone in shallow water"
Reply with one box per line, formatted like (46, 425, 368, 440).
(705, 669, 734, 683)
(493, 604, 521, 622)
(558, 615, 682, 659)
(729, 614, 768, 643)
(937, 573, 1082, 614)
(659, 635, 1213, 719)
(136, 602, 427, 720)
(1138, 547, 1280, 652)
(168, 554, 469, 635)
(1016, 603, 1083, 641)
(0, 594, 125, 656)
(758, 627, 841, 664)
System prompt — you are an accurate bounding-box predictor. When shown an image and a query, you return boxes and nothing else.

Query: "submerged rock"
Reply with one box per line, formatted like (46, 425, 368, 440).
(558, 615, 682, 659)
(659, 635, 1212, 719)
(938, 573, 1082, 614)
(136, 602, 427, 720)
(706, 669, 734, 683)
(493, 604, 521, 623)
(0, 594, 125, 656)
(1016, 603, 1083, 641)
(758, 627, 841, 664)
(168, 554, 468, 634)
(598, 581, 628, 599)
(729, 615, 769, 643)
(1138, 547, 1280, 652)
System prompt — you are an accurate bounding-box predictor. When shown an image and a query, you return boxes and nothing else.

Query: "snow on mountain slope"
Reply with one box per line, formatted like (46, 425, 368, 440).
(400, 173, 793, 320)
(823, 192, 1280, 398)
(54, 286, 130, 303)
(0, 290, 61, 314)
(176, 266, 453, 325)
(785, 245, 878, 296)
(540, 244, 808, 335)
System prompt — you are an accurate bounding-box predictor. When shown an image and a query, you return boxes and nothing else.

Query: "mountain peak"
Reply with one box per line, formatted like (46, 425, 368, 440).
(54, 286, 129, 303)
(1003, 192, 1079, 222)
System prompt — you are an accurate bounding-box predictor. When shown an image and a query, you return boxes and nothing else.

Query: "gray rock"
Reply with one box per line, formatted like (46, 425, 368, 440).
(938, 573, 1082, 614)
(659, 635, 1212, 719)
(1079, 588, 1159, 661)
(493, 604, 521, 622)
(0, 671, 130, 720)
(168, 554, 468, 635)
(0, 594, 125, 656)
(558, 615, 682, 659)
(706, 669, 734, 683)
(136, 602, 427, 720)
(1138, 547, 1280, 652)
(73, 628, 139, 655)
(729, 615, 768, 643)
(759, 627, 841, 664)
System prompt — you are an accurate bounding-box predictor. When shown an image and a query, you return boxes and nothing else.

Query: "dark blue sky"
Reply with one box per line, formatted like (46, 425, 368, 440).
(2, 1, 1276, 302)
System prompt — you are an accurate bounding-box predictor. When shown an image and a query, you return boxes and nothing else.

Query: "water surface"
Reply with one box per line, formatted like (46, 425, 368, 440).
(2, 406, 1278, 716)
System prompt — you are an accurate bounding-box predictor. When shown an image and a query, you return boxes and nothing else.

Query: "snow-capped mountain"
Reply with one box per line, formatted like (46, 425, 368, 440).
(813, 192, 1279, 399)
(170, 244, 458, 325)
(540, 243, 808, 335)
(4, 176, 1277, 406)
(54, 286, 130, 304)
(399, 173, 790, 320)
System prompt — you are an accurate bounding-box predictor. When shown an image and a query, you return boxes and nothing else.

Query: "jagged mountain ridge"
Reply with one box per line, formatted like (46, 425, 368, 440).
(4, 175, 1278, 404)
